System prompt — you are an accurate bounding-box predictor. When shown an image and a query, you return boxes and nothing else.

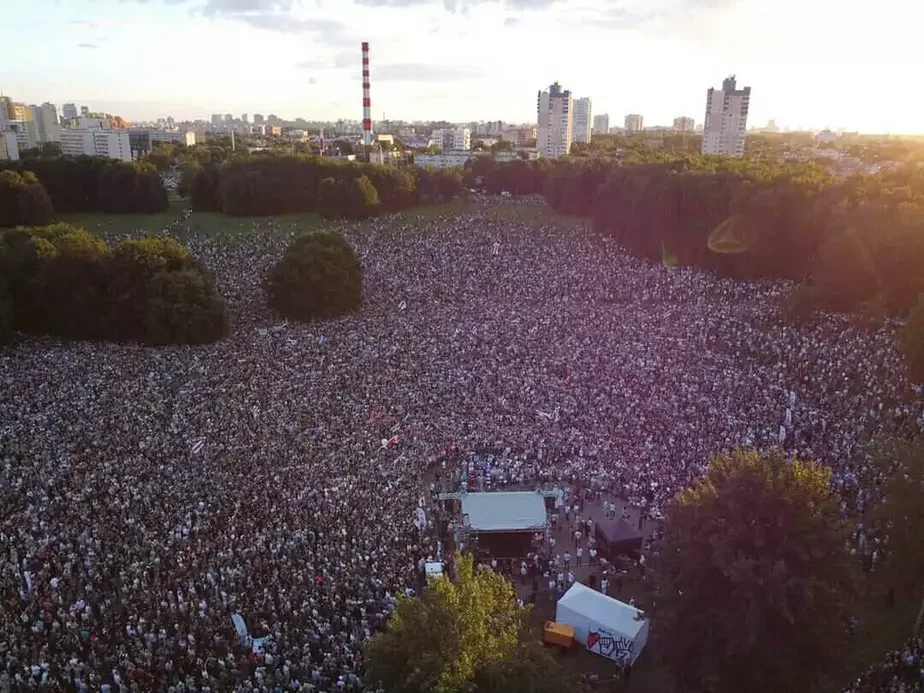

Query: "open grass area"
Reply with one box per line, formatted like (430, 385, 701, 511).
(57, 207, 322, 239)
(54, 199, 589, 241)
(487, 203, 594, 229)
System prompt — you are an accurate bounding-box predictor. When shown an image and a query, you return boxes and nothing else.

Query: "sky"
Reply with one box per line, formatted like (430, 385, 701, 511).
(2, 0, 924, 133)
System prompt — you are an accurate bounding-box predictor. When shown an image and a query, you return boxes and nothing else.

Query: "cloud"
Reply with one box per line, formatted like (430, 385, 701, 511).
(374, 63, 486, 81)
(201, 0, 295, 14)
(78, 42, 99, 49)
(295, 59, 327, 69)
(504, 16, 520, 26)
(354, 0, 560, 11)
(308, 77, 318, 85)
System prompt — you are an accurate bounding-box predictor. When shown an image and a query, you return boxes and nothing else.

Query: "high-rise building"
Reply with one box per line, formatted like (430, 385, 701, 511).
(537, 81, 573, 159)
(624, 114, 644, 132)
(702, 75, 750, 158)
(9, 121, 38, 150)
(1, 131, 19, 161)
(592, 114, 609, 136)
(673, 116, 695, 132)
(253, 114, 264, 125)
(32, 103, 62, 142)
(0, 97, 10, 131)
(210, 114, 221, 129)
(62, 103, 78, 120)
(241, 113, 249, 124)
(571, 97, 592, 143)
(8, 102, 32, 122)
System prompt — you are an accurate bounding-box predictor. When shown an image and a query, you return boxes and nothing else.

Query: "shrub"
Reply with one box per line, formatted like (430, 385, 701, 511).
(904, 295, 924, 384)
(264, 229, 363, 321)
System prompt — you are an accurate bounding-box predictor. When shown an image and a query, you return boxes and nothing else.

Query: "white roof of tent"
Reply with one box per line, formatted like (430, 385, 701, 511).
(461, 492, 547, 532)
(557, 582, 646, 639)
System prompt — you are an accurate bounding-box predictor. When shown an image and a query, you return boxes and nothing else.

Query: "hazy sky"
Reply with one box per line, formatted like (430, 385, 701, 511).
(2, 0, 923, 132)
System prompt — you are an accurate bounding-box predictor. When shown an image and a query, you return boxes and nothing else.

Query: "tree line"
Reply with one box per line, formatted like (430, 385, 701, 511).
(539, 156, 924, 318)
(0, 224, 227, 346)
(0, 157, 168, 224)
(185, 155, 466, 219)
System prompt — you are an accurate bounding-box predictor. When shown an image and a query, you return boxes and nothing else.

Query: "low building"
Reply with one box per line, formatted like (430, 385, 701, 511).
(493, 150, 540, 162)
(128, 128, 196, 156)
(815, 129, 838, 145)
(415, 151, 473, 169)
(431, 128, 471, 152)
(61, 127, 132, 161)
(500, 126, 537, 148)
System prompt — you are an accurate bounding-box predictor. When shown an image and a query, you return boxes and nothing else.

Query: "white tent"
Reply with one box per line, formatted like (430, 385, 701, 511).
(555, 582, 650, 665)
(460, 492, 547, 533)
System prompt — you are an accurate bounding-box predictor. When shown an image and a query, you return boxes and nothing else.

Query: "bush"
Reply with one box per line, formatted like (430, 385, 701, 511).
(264, 229, 363, 321)
(904, 295, 924, 384)
(0, 224, 228, 345)
(0, 170, 54, 227)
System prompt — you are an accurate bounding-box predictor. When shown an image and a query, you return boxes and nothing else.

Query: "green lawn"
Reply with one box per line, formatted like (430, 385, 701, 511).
(57, 207, 322, 239)
(54, 200, 588, 240)
(487, 203, 593, 229)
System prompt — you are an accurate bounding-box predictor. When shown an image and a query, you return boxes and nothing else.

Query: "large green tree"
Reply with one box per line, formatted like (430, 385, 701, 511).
(363, 554, 522, 693)
(264, 229, 363, 321)
(0, 170, 54, 227)
(651, 448, 857, 693)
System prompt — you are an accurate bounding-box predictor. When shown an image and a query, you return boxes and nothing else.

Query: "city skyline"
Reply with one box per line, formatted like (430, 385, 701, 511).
(2, 0, 923, 133)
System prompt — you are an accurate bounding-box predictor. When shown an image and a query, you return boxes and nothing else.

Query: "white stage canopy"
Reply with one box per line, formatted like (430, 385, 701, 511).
(461, 491, 547, 533)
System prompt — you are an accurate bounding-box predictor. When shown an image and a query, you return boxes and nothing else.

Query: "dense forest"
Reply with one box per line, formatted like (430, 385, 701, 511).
(188, 155, 464, 218)
(0, 157, 168, 219)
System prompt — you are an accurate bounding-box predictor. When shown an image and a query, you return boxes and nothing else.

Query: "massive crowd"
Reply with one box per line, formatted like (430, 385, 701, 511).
(1, 206, 922, 691)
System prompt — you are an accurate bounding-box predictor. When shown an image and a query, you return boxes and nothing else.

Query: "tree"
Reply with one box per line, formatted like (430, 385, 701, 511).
(0, 224, 227, 345)
(142, 269, 228, 345)
(364, 554, 522, 693)
(471, 640, 589, 693)
(190, 163, 222, 211)
(651, 448, 857, 693)
(0, 170, 54, 227)
(867, 437, 924, 599)
(490, 139, 514, 152)
(264, 229, 363, 321)
(904, 296, 924, 383)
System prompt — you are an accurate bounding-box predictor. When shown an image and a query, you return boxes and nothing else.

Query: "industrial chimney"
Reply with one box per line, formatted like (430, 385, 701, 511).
(361, 42, 372, 147)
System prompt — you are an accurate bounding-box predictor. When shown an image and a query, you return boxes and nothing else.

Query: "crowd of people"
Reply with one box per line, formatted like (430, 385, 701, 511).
(846, 637, 924, 693)
(1, 204, 921, 691)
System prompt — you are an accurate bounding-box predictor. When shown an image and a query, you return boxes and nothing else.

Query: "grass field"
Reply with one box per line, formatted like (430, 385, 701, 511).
(57, 206, 322, 239)
(55, 199, 591, 240)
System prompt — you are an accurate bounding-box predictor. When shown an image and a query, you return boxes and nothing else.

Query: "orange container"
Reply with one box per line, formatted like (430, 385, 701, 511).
(543, 620, 576, 649)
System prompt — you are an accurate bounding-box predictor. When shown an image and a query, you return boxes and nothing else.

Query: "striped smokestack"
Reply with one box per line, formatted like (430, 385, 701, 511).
(361, 42, 372, 147)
